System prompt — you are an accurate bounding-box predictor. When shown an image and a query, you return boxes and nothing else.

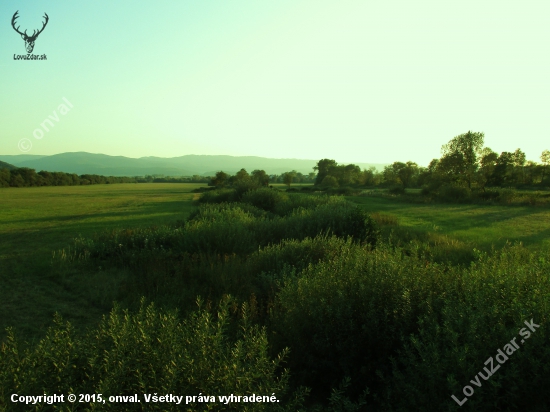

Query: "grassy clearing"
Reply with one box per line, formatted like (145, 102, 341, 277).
(348, 195, 550, 252)
(0, 183, 201, 340)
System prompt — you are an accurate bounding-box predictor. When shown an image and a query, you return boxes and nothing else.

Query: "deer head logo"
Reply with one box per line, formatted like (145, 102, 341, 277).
(11, 11, 49, 54)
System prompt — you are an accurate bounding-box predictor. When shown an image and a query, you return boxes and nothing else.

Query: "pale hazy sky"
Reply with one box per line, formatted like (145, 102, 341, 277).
(1, 0, 548, 166)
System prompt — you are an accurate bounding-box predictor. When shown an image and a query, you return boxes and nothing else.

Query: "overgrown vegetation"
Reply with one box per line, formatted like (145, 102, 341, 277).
(1, 297, 307, 411)
(2, 183, 549, 411)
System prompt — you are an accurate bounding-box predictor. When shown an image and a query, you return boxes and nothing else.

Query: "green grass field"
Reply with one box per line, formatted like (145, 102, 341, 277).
(349, 195, 550, 251)
(1, 183, 549, 341)
(0, 183, 201, 340)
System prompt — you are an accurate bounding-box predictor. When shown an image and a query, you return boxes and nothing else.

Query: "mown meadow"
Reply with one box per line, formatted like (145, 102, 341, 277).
(1, 183, 549, 411)
(0, 184, 200, 338)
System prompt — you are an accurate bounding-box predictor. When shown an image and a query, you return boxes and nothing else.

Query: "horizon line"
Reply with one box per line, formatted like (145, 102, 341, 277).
(0, 151, 391, 164)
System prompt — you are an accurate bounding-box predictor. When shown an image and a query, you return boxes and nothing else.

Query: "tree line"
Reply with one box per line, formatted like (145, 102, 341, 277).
(311, 132, 550, 191)
(0, 166, 317, 188)
(209, 169, 316, 189)
(2, 132, 549, 191)
(0, 168, 140, 187)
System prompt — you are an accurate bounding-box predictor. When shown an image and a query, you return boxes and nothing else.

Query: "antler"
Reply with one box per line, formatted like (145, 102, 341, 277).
(30, 13, 49, 39)
(11, 11, 27, 37)
(11, 11, 49, 40)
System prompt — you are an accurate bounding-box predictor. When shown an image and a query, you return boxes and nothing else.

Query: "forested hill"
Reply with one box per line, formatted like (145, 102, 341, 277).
(0, 160, 17, 170)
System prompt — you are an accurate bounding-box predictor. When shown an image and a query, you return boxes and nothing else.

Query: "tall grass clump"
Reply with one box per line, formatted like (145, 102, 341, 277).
(0, 297, 307, 412)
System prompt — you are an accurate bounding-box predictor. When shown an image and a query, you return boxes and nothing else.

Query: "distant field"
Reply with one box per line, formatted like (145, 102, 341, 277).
(0, 183, 201, 259)
(349, 195, 550, 251)
(0, 183, 202, 339)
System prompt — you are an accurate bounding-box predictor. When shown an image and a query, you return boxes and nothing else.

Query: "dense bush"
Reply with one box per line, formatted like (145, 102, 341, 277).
(198, 188, 239, 204)
(388, 185, 405, 195)
(271, 243, 550, 410)
(476, 189, 500, 201)
(279, 203, 379, 247)
(325, 186, 360, 196)
(0, 298, 306, 412)
(271, 241, 439, 401)
(436, 184, 471, 202)
(241, 188, 289, 213)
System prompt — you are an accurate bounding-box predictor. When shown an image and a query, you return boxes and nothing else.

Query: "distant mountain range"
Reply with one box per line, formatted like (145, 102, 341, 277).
(0, 152, 388, 177)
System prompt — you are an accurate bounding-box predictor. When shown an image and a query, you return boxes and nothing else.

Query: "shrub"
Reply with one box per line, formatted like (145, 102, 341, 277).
(420, 185, 431, 196)
(436, 184, 471, 202)
(271, 242, 437, 402)
(241, 188, 289, 213)
(271, 244, 550, 410)
(191, 186, 216, 193)
(477, 189, 500, 201)
(183, 206, 259, 255)
(187, 202, 274, 222)
(198, 188, 238, 204)
(388, 185, 405, 195)
(498, 188, 516, 204)
(0, 297, 306, 411)
(283, 202, 379, 247)
(233, 180, 262, 198)
(321, 175, 339, 188)
(326, 186, 358, 196)
(272, 193, 344, 217)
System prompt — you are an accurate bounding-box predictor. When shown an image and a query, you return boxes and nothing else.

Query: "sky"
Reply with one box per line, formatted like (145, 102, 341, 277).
(1, 0, 549, 166)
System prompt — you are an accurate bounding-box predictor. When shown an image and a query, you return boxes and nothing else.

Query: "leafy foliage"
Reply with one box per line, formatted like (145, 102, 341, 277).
(0, 298, 305, 412)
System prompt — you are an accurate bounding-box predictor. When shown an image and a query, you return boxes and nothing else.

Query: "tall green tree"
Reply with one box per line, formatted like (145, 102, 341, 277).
(440, 131, 485, 189)
(321, 175, 339, 187)
(384, 161, 419, 188)
(477, 148, 498, 190)
(282, 171, 296, 188)
(360, 167, 377, 186)
(211, 171, 229, 187)
(541, 150, 550, 184)
(512, 148, 526, 184)
(251, 169, 270, 186)
(491, 152, 514, 186)
(339, 164, 361, 185)
(0, 168, 10, 187)
(232, 168, 250, 183)
(313, 159, 337, 185)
